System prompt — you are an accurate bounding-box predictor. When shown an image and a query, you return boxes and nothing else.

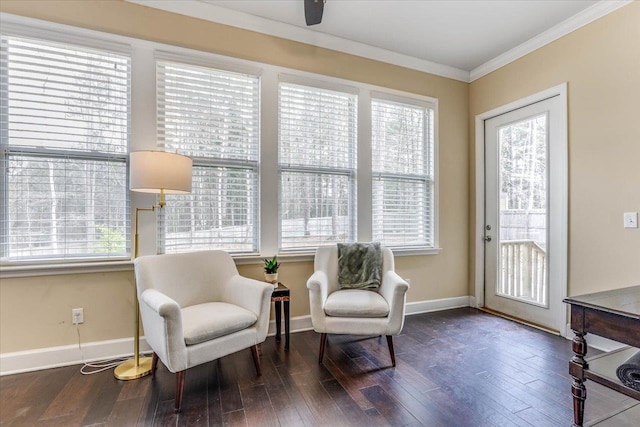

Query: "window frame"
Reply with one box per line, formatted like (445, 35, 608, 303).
(0, 15, 440, 278)
(371, 91, 438, 251)
(0, 26, 132, 267)
(277, 76, 359, 252)
(155, 55, 261, 255)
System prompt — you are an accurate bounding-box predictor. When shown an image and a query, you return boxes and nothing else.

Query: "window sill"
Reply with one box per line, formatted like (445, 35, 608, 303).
(390, 247, 443, 256)
(234, 247, 442, 266)
(0, 260, 134, 279)
(0, 247, 442, 278)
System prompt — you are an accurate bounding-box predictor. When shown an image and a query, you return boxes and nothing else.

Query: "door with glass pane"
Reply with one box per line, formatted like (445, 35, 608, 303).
(484, 96, 565, 332)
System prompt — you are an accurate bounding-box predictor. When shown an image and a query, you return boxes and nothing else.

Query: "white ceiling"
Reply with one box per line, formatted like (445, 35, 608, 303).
(131, 0, 630, 81)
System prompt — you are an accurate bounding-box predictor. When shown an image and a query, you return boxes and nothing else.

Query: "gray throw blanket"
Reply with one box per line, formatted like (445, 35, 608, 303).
(337, 242, 382, 290)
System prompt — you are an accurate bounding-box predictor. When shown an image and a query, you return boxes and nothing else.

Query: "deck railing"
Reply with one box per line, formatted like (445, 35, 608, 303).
(500, 239, 547, 305)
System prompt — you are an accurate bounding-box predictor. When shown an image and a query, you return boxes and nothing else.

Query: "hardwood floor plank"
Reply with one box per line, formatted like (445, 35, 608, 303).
(152, 399, 179, 427)
(514, 406, 562, 427)
(355, 355, 460, 427)
(321, 348, 377, 410)
(273, 364, 319, 426)
(2, 308, 636, 427)
(117, 375, 151, 401)
(241, 385, 279, 427)
(221, 409, 247, 426)
(217, 358, 244, 415)
(206, 361, 224, 427)
(320, 378, 388, 427)
(81, 377, 122, 426)
(360, 384, 419, 426)
(1, 366, 74, 426)
(289, 370, 346, 425)
(39, 367, 106, 424)
(258, 349, 306, 427)
(177, 363, 210, 426)
(106, 396, 146, 427)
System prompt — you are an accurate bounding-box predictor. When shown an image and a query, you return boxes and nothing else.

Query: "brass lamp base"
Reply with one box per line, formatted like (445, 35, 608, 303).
(114, 356, 153, 380)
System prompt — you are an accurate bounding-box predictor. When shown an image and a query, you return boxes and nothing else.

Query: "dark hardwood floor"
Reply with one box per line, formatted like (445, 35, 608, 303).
(1, 308, 638, 426)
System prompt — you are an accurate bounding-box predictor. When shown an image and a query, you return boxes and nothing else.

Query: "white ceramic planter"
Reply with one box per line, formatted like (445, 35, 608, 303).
(264, 272, 278, 285)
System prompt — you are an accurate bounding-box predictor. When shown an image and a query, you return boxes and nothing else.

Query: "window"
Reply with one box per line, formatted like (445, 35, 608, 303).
(156, 59, 260, 254)
(1, 17, 440, 272)
(372, 95, 435, 248)
(278, 82, 357, 250)
(1, 34, 130, 262)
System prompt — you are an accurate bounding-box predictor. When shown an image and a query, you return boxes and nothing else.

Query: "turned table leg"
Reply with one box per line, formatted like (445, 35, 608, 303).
(570, 331, 588, 426)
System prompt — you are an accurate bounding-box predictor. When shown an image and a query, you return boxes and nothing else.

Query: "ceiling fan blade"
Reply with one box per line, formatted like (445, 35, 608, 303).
(304, 0, 324, 26)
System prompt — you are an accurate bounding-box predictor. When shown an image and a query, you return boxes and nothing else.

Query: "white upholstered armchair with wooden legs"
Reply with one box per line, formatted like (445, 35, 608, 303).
(134, 250, 273, 412)
(306, 245, 409, 367)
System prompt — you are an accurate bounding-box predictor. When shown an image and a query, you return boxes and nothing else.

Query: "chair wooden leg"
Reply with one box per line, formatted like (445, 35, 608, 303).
(151, 352, 159, 377)
(250, 344, 262, 376)
(386, 335, 396, 367)
(174, 370, 185, 413)
(318, 333, 328, 364)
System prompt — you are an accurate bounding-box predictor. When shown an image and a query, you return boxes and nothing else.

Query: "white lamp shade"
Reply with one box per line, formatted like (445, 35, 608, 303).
(130, 151, 192, 194)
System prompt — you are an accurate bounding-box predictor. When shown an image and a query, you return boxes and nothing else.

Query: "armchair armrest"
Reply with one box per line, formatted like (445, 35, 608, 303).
(379, 271, 409, 304)
(306, 270, 330, 331)
(307, 270, 329, 302)
(139, 289, 187, 372)
(379, 271, 409, 335)
(222, 275, 274, 342)
(140, 288, 181, 318)
(223, 275, 273, 315)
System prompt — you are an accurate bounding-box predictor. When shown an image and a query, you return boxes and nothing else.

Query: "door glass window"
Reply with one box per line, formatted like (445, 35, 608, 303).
(497, 114, 548, 306)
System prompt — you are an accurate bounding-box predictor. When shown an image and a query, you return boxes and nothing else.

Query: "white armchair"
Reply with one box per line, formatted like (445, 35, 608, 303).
(134, 250, 273, 412)
(306, 245, 409, 367)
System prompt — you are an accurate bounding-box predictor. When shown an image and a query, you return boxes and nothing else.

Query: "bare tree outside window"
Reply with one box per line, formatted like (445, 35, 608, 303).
(156, 60, 259, 254)
(372, 98, 434, 248)
(278, 83, 357, 250)
(1, 36, 130, 262)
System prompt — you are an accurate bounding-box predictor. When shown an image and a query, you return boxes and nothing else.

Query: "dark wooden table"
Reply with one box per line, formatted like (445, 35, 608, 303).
(564, 285, 640, 426)
(272, 283, 290, 349)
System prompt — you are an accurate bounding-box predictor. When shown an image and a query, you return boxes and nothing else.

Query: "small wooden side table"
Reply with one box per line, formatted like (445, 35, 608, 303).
(564, 285, 640, 426)
(272, 283, 290, 349)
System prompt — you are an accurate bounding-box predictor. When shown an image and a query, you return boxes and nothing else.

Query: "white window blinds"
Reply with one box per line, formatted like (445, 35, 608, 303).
(156, 59, 259, 254)
(1, 35, 130, 262)
(372, 97, 435, 248)
(278, 82, 357, 250)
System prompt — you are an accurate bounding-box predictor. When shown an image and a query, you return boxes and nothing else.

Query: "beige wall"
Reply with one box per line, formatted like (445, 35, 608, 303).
(469, 3, 640, 298)
(0, 1, 469, 353)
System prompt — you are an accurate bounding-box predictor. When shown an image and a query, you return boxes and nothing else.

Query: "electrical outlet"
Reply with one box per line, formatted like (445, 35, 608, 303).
(623, 212, 638, 229)
(72, 308, 84, 325)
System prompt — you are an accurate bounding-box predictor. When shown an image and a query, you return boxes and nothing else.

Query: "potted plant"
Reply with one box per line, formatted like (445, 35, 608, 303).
(263, 255, 280, 285)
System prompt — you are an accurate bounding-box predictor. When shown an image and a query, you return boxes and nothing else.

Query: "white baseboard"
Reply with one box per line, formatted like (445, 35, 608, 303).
(405, 295, 472, 315)
(1, 296, 471, 376)
(0, 337, 152, 376)
(268, 315, 313, 336)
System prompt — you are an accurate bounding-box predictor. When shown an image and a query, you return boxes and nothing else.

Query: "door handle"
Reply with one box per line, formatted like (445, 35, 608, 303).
(484, 236, 492, 242)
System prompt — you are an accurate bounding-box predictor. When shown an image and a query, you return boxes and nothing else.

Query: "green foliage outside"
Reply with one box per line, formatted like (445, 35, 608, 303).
(96, 226, 126, 254)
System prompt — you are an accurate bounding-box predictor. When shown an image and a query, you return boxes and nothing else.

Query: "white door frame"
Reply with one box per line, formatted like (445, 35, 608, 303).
(473, 83, 569, 337)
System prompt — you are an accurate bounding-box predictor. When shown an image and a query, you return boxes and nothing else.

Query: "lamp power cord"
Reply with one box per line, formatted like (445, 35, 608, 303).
(75, 324, 151, 375)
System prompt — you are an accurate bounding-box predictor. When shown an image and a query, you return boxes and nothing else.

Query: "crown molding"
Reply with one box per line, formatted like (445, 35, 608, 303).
(127, 0, 471, 82)
(123, 0, 632, 84)
(470, 0, 634, 81)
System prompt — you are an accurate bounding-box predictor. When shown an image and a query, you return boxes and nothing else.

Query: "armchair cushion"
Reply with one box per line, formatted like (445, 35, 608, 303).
(182, 302, 257, 346)
(324, 289, 389, 318)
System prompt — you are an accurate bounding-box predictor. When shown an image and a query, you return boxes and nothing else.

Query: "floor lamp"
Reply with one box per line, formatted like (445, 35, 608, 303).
(114, 150, 192, 381)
